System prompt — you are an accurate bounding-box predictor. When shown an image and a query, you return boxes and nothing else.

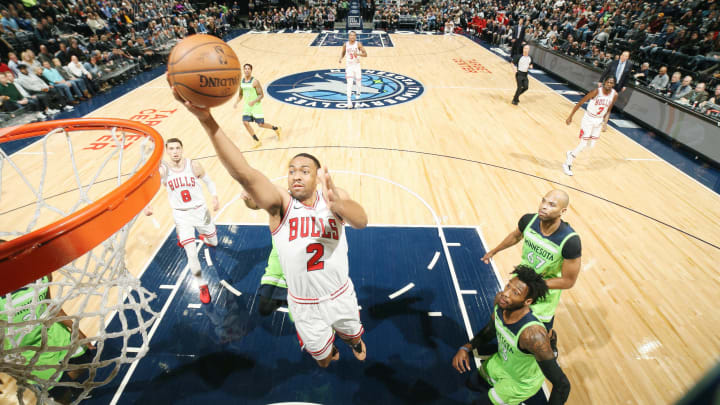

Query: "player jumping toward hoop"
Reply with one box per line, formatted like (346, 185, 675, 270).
(170, 83, 369, 368)
(562, 77, 618, 176)
(144, 138, 220, 304)
(338, 31, 367, 109)
(233, 63, 281, 149)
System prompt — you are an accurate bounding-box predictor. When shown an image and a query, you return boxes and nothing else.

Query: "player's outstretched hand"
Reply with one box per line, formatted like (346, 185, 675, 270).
(452, 347, 472, 373)
(167, 73, 210, 120)
(143, 206, 153, 216)
(320, 167, 338, 208)
(565, 117, 572, 125)
(481, 251, 494, 264)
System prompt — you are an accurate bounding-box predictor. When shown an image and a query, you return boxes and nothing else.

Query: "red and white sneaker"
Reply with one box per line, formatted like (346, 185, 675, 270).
(199, 284, 211, 304)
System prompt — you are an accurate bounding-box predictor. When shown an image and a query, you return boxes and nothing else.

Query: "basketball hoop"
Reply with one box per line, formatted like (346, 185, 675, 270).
(0, 118, 163, 404)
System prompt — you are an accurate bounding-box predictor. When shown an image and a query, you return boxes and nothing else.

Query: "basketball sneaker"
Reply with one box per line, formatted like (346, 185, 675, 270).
(274, 126, 282, 140)
(346, 103, 353, 109)
(563, 151, 574, 176)
(199, 284, 211, 304)
(562, 163, 573, 176)
(350, 339, 366, 361)
(252, 139, 262, 149)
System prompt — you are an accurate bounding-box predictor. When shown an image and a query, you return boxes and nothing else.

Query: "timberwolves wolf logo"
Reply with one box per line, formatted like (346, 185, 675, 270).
(267, 69, 424, 109)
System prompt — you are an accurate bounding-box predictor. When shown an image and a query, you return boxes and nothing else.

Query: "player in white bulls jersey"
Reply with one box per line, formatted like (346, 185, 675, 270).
(562, 76, 618, 176)
(338, 31, 367, 109)
(144, 138, 220, 304)
(170, 85, 369, 368)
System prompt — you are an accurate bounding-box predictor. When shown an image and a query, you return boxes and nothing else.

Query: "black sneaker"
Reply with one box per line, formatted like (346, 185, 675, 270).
(511, 99, 519, 105)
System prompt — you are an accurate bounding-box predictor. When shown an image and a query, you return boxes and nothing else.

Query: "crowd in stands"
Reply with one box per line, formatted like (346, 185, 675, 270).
(0, 0, 246, 126)
(368, 0, 720, 118)
(248, 5, 341, 31)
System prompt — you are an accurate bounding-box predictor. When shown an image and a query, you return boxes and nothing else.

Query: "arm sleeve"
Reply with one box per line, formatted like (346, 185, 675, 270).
(517, 213, 534, 232)
(200, 173, 217, 196)
(538, 358, 571, 405)
(469, 317, 496, 350)
(561, 235, 581, 259)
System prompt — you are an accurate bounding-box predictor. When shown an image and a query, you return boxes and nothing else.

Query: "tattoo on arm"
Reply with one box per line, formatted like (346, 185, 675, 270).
(520, 325, 554, 361)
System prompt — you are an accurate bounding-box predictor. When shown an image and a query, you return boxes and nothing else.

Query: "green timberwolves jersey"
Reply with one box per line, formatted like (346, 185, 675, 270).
(241, 77, 258, 105)
(1, 277, 79, 381)
(520, 214, 579, 322)
(482, 305, 545, 395)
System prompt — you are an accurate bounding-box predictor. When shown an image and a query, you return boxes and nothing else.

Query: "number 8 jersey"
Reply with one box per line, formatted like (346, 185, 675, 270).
(271, 190, 350, 300)
(165, 158, 206, 210)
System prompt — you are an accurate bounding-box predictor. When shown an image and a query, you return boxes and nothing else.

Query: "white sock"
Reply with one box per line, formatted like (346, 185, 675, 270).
(184, 242, 205, 284)
(346, 79, 353, 103)
(569, 139, 589, 164)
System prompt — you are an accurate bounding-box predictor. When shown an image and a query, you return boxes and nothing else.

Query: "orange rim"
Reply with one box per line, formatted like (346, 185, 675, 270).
(0, 119, 164, 295)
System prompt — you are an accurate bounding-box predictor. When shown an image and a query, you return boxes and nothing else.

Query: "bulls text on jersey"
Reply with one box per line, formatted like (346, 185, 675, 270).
(288, 216, 340, 241)
(167, 176, 196, 191)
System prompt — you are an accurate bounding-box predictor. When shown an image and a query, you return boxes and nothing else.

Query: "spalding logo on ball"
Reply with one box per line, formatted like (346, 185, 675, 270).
(167, 34, 241, 108)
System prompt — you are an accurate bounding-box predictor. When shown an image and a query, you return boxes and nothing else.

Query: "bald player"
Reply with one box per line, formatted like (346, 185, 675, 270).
(481, 190, 581, 358)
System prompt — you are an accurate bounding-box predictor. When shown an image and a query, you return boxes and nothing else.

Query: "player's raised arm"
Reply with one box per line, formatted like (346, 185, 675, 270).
(320, 167, 367, 229)
(565, 88, 598, 125)
(171, 86, 286, 215)
(519, 325, 571, 405)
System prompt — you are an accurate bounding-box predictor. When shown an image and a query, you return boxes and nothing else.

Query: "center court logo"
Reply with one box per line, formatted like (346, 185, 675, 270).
(267, 69, 424, 110)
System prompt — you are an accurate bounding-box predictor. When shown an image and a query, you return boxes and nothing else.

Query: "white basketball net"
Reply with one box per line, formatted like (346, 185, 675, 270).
(0, 125, 160, 404)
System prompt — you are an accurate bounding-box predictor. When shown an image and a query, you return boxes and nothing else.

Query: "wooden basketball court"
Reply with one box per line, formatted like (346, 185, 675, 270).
(2, 32, 719, 404)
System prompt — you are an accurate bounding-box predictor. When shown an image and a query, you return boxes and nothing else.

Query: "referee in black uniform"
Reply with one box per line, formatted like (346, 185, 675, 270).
(511, 44, 532, 105)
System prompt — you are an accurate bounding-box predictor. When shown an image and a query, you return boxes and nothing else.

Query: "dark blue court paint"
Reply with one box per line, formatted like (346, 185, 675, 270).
(83, 225, 548, 405)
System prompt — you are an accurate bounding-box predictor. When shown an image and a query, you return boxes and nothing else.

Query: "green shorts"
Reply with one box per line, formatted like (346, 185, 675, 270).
(260, 243, 286, 289)
(243, 102, 264, 122)
(478, 354, 544, 405)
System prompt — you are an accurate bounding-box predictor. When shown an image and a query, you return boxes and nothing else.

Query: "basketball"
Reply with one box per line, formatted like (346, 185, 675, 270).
(167, 34, 241, 108)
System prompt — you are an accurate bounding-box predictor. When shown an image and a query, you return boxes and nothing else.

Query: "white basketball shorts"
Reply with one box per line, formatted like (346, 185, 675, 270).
(579, 114, 604, 140)
(173, 205, 216, 247)
(345, 65, 362, 81)
(289, 279, 364, 360)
